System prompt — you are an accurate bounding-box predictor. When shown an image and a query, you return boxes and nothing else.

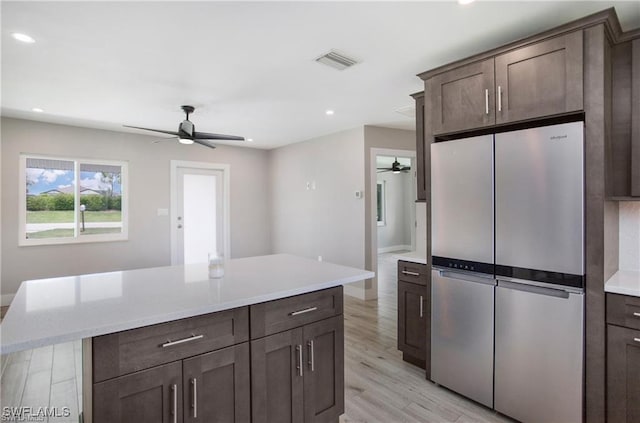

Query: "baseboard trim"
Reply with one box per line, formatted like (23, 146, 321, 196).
(343, 283, 366, 300)
(377, 244, 411, 254)
(1, 293, 15, 307)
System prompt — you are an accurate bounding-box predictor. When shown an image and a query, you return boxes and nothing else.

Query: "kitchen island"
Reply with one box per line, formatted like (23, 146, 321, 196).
(1, 254, 374, 423)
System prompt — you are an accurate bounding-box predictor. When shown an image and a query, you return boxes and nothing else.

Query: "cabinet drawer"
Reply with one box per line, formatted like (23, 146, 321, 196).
(607, 293, 640, 330)
(398, 261, 428, 285)
(93, 307, 249, 383)
(250, 286, 343, 339)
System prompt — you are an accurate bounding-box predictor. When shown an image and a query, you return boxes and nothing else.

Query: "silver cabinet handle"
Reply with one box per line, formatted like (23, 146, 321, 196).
(633, 312, 640, 318)
(498, 85, 502, 112)
(162, 334, 204, 348)
(402, 270, 420, 277)
(296, 345, 303, 376)
(485, 89, 489, 114)
(290, 306, 317, 316)
(419, 296, 424, 318)
(308, 340, 315, 372)
(634, 338, 640, 344)
(191, 378, 197, 418)
(171, 384, 177, 423)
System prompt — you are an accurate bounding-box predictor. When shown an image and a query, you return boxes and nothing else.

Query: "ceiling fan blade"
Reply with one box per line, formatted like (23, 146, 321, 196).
(193, 131, 244, 141)
(193, 139, 217, 149)
(377, 169, 391, 173)
(124, 125, 180, 137)
(151, 136, 179, 144)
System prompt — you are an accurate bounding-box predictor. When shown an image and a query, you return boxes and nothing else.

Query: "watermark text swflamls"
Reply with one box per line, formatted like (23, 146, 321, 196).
(1, 406, 71, 422)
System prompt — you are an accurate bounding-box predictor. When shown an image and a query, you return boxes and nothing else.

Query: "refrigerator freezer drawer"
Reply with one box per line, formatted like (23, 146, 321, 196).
(495, 281, 584, 423)
(495, 121, 584, 277)
(431, 269, 495, 408)
(431, 135, 494, 265)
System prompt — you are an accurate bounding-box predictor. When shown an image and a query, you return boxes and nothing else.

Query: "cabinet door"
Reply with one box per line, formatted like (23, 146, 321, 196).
(632, 38, 640, 196)
(183, 343, 250, 423)
(431, 58, 495, 135)
(495, 31, 583, 124)
(397, 280, 427, 363)
(414, 93, 426, 201)
(607, 324, 640, 423)
(303, 316, 344, 423)
(93, 361, 182, 423)
(251, 328, 304, 423)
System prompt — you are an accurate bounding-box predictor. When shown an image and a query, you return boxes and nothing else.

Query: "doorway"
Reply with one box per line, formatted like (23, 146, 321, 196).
(368, 148, 416, 299)
(170, 161, 230, 265)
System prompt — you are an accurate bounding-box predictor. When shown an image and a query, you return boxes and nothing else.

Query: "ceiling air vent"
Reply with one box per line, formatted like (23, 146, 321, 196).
(315, 50, 359, 71)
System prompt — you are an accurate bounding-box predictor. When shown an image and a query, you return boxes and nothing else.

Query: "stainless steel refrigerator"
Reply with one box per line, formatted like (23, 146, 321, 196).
(431, 122, 584, 423)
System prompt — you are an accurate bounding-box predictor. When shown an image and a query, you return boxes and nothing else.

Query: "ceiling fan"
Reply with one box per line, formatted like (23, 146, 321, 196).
(377, 158, 411, 173)
(124, 105, 244, 149)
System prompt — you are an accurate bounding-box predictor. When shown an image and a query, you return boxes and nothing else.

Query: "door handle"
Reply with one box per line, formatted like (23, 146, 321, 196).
(171, 384, 178, 423)
(634, 338, 640, 344)
(308, 340, 315, 372)
(296, 345, 303, 377)
(191, 378, 198, 418)
(402, 270, 420, 277)
(419, 296, 424, 318)
(497, 85, 502, 112)
(438, 270, 495, 286)
(633, 312, 640, 318)
(485, 89, 489, 114)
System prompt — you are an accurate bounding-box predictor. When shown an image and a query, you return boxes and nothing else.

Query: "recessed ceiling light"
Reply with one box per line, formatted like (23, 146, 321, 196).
(32, 107, 44, 113)
(458, 0, 475, 4)
(11, 32, 35, 43)
(247, 138, 254, 142)
(326, 110, 335, 116)
(178, 138, 194, 145)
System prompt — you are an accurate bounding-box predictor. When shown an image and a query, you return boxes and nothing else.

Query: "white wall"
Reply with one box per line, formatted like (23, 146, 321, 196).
(376, 171, 412, 251)
(619, 201, 640, 271)
(1, 117, 271, 303)
(269, 127, 365, 270)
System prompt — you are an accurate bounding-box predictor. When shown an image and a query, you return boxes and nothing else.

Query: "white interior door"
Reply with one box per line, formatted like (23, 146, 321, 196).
(174, 166, 225, 265)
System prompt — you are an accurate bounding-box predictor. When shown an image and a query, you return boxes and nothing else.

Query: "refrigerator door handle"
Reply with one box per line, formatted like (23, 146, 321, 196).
(497, 279, 572, 299)
(437, 269, 496, 286)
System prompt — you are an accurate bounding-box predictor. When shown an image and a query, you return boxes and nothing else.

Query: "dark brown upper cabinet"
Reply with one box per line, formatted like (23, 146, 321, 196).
(632, 38, 640, 197)
(495, 31, 583, 124)
(431, 58, 495, 135)
(429, 31, 583, 136)
(609, 36, 640, 198)
(412, 91, 426, 201)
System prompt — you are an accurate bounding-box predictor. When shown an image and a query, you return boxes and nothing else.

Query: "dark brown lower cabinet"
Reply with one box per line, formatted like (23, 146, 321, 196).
(252, 315, 344, 423)
(398, 281, 428, 370)
(182, 343, 251, 423)
(607, 324, 640, 423)
(93, 361, 183, 423)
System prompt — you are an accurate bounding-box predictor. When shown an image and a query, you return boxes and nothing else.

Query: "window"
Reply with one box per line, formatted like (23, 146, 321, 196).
(376, 181, 386, 226)
(20, 155, 128, 245)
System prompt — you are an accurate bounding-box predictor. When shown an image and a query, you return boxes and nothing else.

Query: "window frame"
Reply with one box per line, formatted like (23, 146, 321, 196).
(19, 154, 129, 246)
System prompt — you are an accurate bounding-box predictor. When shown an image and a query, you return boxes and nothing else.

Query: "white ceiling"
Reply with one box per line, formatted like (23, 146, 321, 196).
(2, 1, 639, 150)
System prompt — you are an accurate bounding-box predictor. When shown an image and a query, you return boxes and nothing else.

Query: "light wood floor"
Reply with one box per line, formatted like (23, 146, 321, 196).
(1, 253, 511, 422)
(340, 253, 512, 423)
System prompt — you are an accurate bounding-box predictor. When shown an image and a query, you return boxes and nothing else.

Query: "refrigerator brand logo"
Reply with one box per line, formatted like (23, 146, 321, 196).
(550, 134, 568, 140)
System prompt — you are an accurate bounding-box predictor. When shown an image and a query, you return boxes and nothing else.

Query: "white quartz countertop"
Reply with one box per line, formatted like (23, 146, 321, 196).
(394, 251, 427, 265)
(605, 270, 640, 298)
(0, 254, 374, 354)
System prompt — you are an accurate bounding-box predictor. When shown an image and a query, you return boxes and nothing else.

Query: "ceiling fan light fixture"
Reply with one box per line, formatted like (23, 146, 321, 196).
(178, 138, 194, 145)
